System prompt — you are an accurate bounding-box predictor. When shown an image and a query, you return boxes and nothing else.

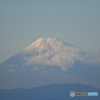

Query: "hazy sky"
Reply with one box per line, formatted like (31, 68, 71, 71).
(0, 0, 100, 64)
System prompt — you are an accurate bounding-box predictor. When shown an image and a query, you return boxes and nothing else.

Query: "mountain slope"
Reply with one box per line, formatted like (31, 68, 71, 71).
(0, 38, 100, 89)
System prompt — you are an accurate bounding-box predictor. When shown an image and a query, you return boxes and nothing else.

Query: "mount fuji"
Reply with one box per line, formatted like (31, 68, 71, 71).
(0, 38, 100, 89)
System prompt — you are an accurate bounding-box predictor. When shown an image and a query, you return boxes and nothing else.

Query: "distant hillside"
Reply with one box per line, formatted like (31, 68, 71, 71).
(0, 83, 100, 100)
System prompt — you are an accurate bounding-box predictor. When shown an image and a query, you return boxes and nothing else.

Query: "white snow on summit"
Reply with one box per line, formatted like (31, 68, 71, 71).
(20, 38, 100, 71)
(21, 38, 67, 54)
(22, 37, 44, 52)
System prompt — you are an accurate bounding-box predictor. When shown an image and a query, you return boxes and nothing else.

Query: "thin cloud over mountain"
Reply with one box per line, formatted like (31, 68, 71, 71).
(19, 38, 100, 71)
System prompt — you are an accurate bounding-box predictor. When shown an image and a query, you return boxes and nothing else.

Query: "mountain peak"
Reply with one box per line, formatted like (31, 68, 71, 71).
(19, 38, 83, 71)
(20, 38, 64, 54)
(18, 38, 99, 72)
(24, 37, 44, 50)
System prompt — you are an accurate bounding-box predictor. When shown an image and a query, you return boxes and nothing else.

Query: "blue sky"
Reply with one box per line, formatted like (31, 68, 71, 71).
(0, 0, 100, 64)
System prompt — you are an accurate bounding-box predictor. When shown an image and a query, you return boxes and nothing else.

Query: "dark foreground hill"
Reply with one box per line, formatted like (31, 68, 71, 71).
(0, 83, 100, 100)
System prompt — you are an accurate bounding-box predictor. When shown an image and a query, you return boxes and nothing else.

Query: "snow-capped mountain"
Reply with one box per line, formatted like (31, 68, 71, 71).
(18, 38, 99, 71)
(20, 38, 71, 54)
(18, 38, 84, 71)
(0, 38, 100, 89)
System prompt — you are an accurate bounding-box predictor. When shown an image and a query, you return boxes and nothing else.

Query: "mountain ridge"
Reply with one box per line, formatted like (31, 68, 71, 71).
(0, 83, 100, 100)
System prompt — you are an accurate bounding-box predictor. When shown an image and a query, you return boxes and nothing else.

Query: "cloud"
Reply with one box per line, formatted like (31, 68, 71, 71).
(9, 69, 15, 73)
(22, 38, 100, 71)
(32, 66, 38, 71)
(23, 46, 84, 71)
(80, 53, 100, 66)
